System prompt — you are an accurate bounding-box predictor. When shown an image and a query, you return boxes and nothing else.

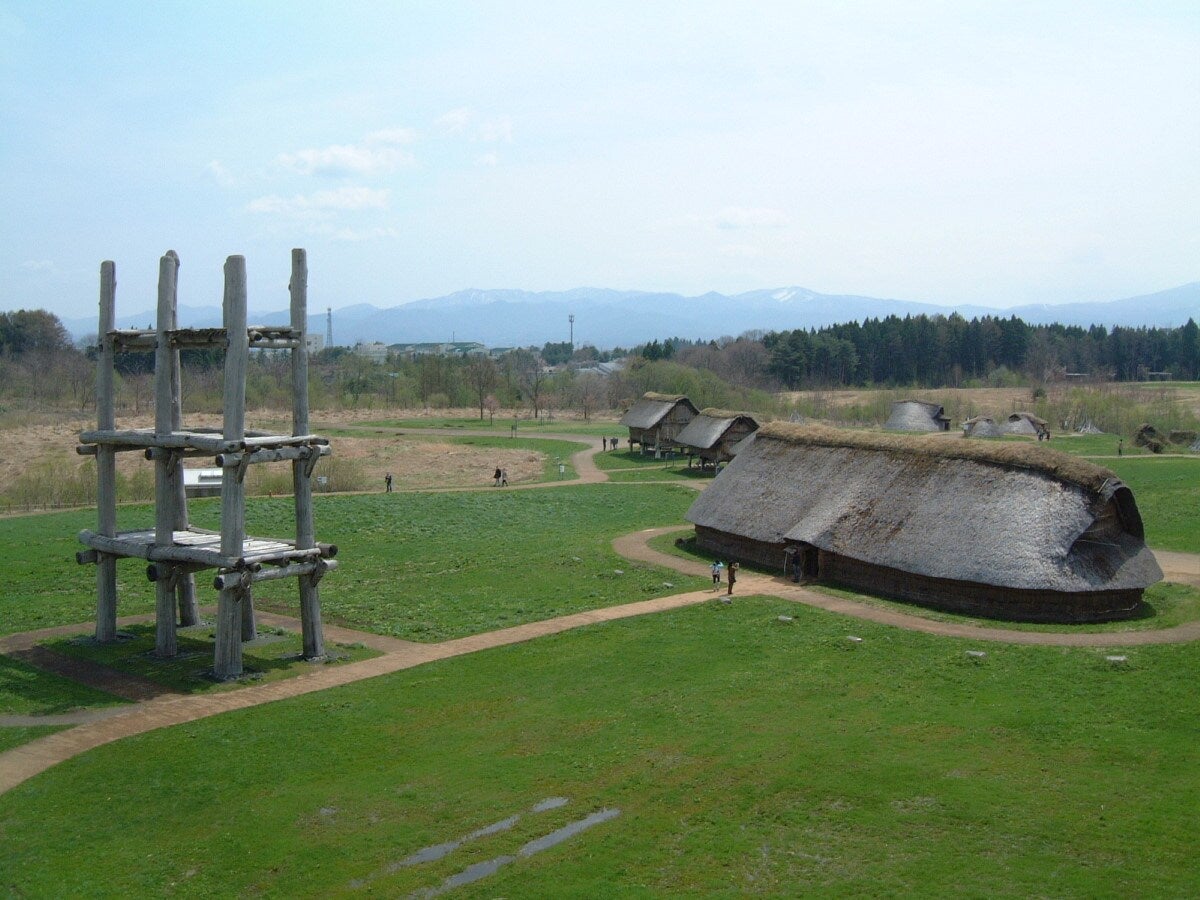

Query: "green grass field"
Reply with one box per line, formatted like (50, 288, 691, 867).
(46, 624, 380, 694)
(0, 483, 703, 641)
(0, 656, 128, 752)
(2, 597, 1197, 896)
(591, 447, 704, 482)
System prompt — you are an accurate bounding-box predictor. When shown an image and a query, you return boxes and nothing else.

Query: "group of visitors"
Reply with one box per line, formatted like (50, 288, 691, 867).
(492, 466, 508, 487)
(710, 559, 739, 595)
(602, 437, 620, 451)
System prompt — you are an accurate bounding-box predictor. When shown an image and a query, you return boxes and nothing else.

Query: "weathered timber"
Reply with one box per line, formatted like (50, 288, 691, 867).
(213, 558, 338, 591)
(78, 249, 333, 678)
(215, 255, 251, 676)
(153, 253, 180, 657)
(290, 248, 325, 660)
(95, 261, 119, 642)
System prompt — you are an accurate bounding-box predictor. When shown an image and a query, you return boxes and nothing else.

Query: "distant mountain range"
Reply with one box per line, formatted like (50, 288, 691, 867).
(62, 282, 1200, 349)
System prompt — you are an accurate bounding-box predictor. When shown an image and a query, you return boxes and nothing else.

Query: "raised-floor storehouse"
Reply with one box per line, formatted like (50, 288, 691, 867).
(674, 408, 759, 466)
(619, 392, 698, 454)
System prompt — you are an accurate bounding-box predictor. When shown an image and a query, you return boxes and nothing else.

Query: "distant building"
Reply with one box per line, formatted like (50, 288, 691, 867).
(305, 334, 325, 353)
(353, 341, 390, 362)
(390, 341, 488, 358)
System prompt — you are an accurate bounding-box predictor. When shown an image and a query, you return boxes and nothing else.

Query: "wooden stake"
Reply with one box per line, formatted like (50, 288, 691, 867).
(291, 248, 326, 660)
(153, 253, 179, 657)
(214, 255, 250, 678)
(95, 261, 119, 642)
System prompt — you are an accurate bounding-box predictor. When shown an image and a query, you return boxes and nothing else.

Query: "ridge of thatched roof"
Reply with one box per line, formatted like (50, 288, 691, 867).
(676, 409, 760, 451)
(698, 407, 754, 420)
(757, 422, 1116, 492)
(1009, 410, 1048, 425)
(619, 393, 698, 429)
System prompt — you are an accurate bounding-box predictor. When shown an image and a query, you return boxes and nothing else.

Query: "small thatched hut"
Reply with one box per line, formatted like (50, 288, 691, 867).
(962, 415, 1004, 438)
(674, 408, 760, 466)
(1005, 411, 1049, 438)
(619, 392, 699, 454)
(685, 423, 1161, 623)
(885, 400, 950, 432)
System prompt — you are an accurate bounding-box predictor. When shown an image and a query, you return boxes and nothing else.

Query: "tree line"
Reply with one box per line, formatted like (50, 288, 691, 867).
(759, 315, 1200, 388)
(3, 304, 1198, 418)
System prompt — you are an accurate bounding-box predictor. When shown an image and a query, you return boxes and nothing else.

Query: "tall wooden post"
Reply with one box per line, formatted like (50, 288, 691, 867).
(95, 262, 119, 642)
(153, 253, 179, 657)
(214, 256, 249, 678)
(166, 251, 199, 626)
(290, 249, 325, 659)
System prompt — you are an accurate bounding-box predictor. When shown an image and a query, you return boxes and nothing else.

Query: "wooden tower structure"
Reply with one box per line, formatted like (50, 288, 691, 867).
(75, 250, 337, 679)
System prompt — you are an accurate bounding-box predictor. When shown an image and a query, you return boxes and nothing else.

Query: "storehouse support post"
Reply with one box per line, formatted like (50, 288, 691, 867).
(95, 261, 119, 642)
(290, 248, 326, 659)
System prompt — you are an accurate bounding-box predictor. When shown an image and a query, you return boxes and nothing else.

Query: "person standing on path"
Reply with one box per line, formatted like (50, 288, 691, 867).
(493, 466, 502, 486)
(711, 560, 724, 589)
(500, 468, 508, 486)
(384, 473, 393, 493)
(727, 561, 738, 596)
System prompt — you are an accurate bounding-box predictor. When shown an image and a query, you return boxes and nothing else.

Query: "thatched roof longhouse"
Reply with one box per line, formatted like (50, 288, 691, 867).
(685, 424, 1161, 618)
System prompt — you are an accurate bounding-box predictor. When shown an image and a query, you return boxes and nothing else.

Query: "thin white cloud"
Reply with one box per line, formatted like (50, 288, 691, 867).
(366, 127, 417, 146)
(436, 107, 472, 135)
(246, 186, 390, 214)
(715, 207, 789, 230)
(476, 116, 513, 143)
(205, 159, 236, 187)
(329, 226, 400, 242)
(278, 135, 414, 176)
(19, 259, 54, 272)
(718, 244, 764, 259)
(475, 152, 499, 167)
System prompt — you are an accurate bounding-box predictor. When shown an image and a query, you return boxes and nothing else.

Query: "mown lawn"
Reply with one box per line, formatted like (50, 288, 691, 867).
(0, 655, 127, 752)
(0, 483, 704, 641)
(2, 597, 1196, 897)
(45, 623, 379, 694)
(592, 447, 707, 482)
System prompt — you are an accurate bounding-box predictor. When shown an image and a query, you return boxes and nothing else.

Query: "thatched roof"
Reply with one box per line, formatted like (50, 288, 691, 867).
(618, 393, 697, 429)
(1006, 411, 1048, 435)
(685, 423, 1161, 593)
(675, 408, 759, 451)
(885, 399, 950, 432)
(962, 416, 1004, 438)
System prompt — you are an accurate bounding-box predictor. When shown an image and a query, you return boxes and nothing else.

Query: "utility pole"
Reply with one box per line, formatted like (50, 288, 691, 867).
(325, 307, 333, 348)
(569, 314, 575, 345)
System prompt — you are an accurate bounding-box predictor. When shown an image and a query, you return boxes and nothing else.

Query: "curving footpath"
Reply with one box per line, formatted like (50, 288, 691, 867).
(3, 434, 1199, 796)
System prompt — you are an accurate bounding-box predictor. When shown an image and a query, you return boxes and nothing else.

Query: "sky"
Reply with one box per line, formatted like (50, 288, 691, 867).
(2, 1, 1198, 322)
